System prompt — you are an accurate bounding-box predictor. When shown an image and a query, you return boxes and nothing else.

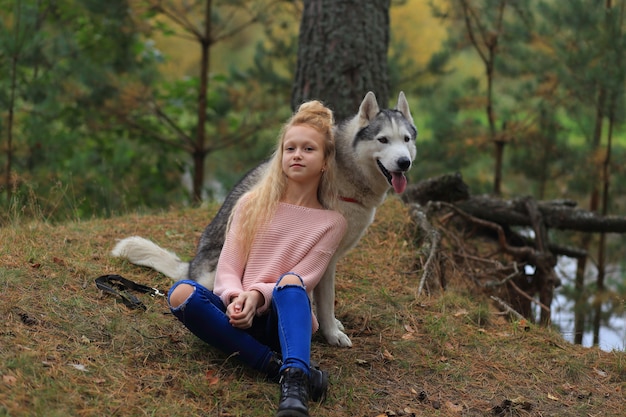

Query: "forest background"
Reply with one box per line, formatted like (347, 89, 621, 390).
(1, 0, 625, 350)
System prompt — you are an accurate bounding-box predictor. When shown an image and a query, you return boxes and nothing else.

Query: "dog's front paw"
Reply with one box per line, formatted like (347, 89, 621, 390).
(334, 318, 345, 331)
(323, 328, 352, 347)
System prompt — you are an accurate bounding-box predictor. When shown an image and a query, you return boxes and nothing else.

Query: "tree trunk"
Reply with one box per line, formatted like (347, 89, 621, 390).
(459, 0, 506, 196)
(192, 0, 213, 204)
(5, 53, 18, 201)
(401, 172, 470, 205)
(453, 195, 626, 233)
(403, 176, 626, 234)
(292, 0, 391, 121)
(574, 256, 586, 345)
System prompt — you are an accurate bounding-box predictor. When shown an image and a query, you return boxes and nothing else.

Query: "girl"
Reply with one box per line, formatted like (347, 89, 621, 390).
(168, 100, 347, 417)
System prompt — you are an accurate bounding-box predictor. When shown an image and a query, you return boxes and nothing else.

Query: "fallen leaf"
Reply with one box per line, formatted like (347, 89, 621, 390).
(453, 309, 468, 317)
(3, 375, 17, 385)
(547, 393, 559, 401)
(562, 382, 576, 391)
(205, 369, 220, 386)
(445, 400, 463, 412)
(382, 349, 394, 361)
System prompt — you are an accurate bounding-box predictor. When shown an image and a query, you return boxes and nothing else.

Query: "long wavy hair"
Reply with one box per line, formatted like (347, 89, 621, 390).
(227, 100, 338, 261)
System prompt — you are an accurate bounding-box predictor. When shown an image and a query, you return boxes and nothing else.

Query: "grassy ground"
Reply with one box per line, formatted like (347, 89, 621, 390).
(1, 197, 625, 416)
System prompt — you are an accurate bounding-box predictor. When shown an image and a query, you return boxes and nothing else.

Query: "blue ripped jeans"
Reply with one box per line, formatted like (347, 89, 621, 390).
(168, 274, 312, 376)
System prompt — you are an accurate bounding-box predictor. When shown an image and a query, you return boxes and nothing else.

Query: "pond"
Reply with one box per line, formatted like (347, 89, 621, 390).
(550, 256, 625, 352)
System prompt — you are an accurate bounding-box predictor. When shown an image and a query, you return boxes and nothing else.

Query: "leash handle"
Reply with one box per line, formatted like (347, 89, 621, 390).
(95, 274, 165, 310)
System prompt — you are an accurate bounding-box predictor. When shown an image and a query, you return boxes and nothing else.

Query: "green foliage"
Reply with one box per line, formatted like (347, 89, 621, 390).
(1, 0, 626, 227)
(422, 0, 626, 203)
(0, 0, 174, 222)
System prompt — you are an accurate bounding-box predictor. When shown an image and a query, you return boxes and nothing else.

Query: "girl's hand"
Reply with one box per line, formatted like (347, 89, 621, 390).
(226, 290, 263, 329)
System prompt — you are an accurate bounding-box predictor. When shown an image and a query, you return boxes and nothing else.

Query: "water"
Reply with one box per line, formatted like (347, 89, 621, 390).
(550, 256, 626, 352)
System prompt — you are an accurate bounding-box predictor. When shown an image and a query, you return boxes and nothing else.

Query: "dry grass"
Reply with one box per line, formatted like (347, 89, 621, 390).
(1, 197, 625, 417)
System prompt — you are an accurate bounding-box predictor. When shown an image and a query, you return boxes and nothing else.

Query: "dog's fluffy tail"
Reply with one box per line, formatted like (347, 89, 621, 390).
(111, 236, 189, 281)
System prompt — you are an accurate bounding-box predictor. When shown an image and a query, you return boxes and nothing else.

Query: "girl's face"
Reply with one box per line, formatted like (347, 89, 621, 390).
(281, 124, 327, 186)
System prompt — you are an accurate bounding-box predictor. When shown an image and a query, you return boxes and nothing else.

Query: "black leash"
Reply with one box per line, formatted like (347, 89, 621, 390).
(95, 274, 166, 310)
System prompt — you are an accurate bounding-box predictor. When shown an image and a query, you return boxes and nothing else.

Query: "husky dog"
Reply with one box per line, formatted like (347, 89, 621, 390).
(112, 91, 417, 347)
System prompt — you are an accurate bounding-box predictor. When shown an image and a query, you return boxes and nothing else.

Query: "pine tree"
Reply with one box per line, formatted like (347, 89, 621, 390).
(292, 0, 391, 120)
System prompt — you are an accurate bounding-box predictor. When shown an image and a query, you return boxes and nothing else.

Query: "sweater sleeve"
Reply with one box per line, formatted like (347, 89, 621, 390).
(213, 205, 246, 307)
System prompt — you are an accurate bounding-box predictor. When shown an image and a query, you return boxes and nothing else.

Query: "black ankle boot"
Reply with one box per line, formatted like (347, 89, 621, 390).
(308, 366, 329, 403)
(266, 354, 283, 383)
(276, 368, 310, 417)
(268, 357, 328, 403)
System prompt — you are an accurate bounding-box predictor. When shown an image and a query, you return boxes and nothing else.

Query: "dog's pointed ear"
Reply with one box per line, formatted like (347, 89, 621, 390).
(358, 91, 380, 127)
(396, 91, 414, 126)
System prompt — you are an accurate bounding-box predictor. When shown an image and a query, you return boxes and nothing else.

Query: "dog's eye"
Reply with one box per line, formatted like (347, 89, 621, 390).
(404, 136, 410, 143)
(377, 137, 389, 144)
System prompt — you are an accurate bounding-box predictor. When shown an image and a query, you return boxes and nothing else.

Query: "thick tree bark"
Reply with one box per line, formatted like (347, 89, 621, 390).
(292, 0, 391, 121)
(401, 172, 470, 206)
(403, 175, 626, 234)
(454, 195, 626, 234)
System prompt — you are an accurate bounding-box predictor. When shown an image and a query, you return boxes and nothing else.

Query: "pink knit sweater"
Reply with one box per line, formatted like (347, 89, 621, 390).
(214, 199, 347, 331)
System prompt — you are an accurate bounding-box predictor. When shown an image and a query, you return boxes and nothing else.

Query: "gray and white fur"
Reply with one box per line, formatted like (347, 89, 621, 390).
(112, 91, 417, 347)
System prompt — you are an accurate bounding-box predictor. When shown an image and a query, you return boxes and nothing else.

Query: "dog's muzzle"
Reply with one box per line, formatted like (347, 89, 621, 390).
(377, 158, 410, 193)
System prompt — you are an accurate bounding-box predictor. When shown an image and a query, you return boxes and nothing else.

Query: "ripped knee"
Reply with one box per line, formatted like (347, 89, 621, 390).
(168, 283, 195, 308)
(276, 272, 304, 287)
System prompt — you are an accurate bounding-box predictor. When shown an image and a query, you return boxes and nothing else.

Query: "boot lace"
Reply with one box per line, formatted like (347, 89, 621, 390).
(280, 369, 309, 401)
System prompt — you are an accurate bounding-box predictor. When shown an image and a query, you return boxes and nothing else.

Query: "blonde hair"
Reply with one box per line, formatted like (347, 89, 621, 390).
(227, 100, 338, 261)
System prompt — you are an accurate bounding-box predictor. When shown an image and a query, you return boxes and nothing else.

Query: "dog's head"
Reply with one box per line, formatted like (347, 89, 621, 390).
(354, 91, 417, 194)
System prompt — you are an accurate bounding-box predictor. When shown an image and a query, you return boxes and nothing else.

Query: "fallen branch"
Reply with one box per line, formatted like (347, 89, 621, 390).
(402, 173, 626, 234)
(482, 262, 521, 288)
(409, 203, 441, 296)
(508, 279, 551, 315)
(436, 201, 536, 261)
(490, 296, 525, 321)
(402, 172, 470, 205)
(455, 195, 626, 233)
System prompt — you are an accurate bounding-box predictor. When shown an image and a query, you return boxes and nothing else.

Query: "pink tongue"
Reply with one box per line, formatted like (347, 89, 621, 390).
(391, 172, 407, 193)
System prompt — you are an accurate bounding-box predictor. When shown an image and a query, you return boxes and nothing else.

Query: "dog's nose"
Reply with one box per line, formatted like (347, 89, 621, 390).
(397, 157, 411, 171)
